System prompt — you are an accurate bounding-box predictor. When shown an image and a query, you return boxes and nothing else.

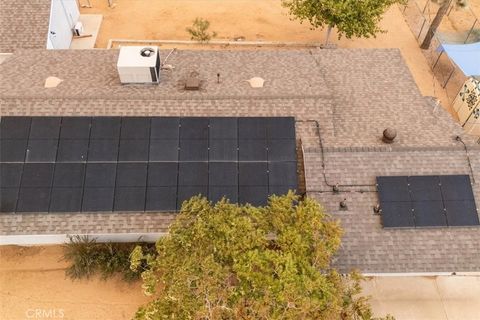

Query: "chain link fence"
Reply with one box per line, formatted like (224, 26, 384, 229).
(402, 0, 479, 103)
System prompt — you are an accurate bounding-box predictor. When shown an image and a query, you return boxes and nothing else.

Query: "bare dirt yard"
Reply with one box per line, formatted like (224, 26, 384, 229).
(80, 0, 455, 115)
(0, 246, 149, 320)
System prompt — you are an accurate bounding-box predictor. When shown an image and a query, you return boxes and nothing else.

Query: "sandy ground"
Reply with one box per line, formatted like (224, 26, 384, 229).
(80, 0, 455, 115)
(2, 245, 480, 320)
(0, 246, 149, 320)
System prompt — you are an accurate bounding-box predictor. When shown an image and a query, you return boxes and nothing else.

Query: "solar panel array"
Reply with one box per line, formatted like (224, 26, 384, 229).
(0, 117, 298, 213)
(377, 175, 479, 228)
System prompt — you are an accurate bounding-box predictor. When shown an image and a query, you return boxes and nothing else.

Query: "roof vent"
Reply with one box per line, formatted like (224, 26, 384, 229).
(382, 128, 397, 144)
(184, 72, 200, 90)
(44, 76, 63, 88)
(246, 77, 265, 88)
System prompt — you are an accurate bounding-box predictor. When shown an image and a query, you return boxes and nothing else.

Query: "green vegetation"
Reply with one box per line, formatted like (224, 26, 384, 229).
(63, 235, 154, 282)
(131, 193, 392, 319)
(186, 18, 217, 42)
(282, 0, 405, 44)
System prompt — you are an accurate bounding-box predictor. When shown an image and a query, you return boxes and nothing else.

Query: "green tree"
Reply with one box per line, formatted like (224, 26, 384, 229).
(420, 0, 469, 49)
(131, 193, 392, 319)
(186, 18, 217, 42)
(282, 0, 405, 45)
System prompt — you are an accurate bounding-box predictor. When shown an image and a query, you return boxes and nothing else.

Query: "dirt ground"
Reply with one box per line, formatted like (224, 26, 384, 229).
(0, 246, 149, 320)
(80, 0, 456, 115)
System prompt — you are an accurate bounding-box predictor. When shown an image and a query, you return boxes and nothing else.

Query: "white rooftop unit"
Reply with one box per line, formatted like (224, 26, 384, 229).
(117, 46, 160, 84)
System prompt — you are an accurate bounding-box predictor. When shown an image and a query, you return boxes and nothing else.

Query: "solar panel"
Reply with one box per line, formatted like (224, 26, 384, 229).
(0, 116, 298, 213)
(114, 187, 146, 211)
(29, 117, 61, 139)
(60, 117, 91, 139)
(179, 139, 208, 161)
(267, 139, 296, 161)
(440, 175, 475, 201)
(50, 187, 83, 212)
(85, 163, 116, 187)
(380, 201, 415, 228)
(413, 201, 447, 227)
(0, 117, 31, 139)
(445, 200, 480, 226)
(149, 139, 178, 161)
(268, 162, 297, 186)
(238, 118, 267, 140)
(209, 162, 238, 186)
(88, 139, 119, 161)
(147, 162, 178, 186)
(57, 139, 89, 162)
(16, 187, 51, 212)
(53, 163, 85, 187)
(118, 139, 149, 161)
(239, 185, 269, 206)
(1, 139, 27, 162)
(26, 139, 58, 162)
(21, 163, 54, 187)
(209, 118, 237, 140)
(267, 117, 295, 139)
(0, 188, 19, 212)
(209, 140, 237, 161)
(377, 175, 479, 228)
(146, 186, 177, 211)
(177, 185, 208, 209)
(239, 162, 268, 186)
(151, 118, 179, 139)
(178, 162, 208, 186)
(239, 139, 267, 161)
(0, 163, 23, 187)
(377, 176, 410, 202)
(209, 186, 238, 203)
(82, 187, 115, 211)
(180, 118, 209, 140)
(90, 117, 121, 139)
(116, 163, 148, 187)
(121, 117, 150, 139)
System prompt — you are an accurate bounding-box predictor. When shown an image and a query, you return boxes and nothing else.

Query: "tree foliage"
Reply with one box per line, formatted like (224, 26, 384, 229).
(131, 193, 392, 319)
(282, 0, 405, 42)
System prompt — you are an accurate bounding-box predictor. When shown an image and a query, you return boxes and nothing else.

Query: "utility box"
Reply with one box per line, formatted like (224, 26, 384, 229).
(117, 46, 160, 84)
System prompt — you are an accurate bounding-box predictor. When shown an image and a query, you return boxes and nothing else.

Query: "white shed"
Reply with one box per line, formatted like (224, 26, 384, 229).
(47, 0, 80, 49)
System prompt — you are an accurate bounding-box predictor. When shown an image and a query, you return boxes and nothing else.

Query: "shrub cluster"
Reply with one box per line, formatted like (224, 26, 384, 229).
(62, 235, 155, 282)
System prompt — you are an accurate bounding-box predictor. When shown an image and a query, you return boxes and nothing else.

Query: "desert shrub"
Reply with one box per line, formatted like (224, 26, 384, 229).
(63, 235, 155, 282)
(186, 17, 217, 42)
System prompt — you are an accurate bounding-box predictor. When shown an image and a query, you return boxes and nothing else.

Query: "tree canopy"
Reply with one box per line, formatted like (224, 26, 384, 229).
(131, 193, 392, 319)
(282, 0, 405, 43)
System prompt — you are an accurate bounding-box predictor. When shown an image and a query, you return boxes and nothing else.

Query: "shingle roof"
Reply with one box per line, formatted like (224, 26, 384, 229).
(0, 0, 51, 53)
(1, 48, 479, 273)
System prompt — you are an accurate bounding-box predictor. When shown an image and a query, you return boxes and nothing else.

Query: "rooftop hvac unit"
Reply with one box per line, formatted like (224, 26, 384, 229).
(117, 46, 161, 84)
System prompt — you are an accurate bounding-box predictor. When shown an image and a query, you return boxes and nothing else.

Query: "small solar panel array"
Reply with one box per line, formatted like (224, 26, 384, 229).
(0, 117, 298, 213)
(377, 175, 479, 228)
